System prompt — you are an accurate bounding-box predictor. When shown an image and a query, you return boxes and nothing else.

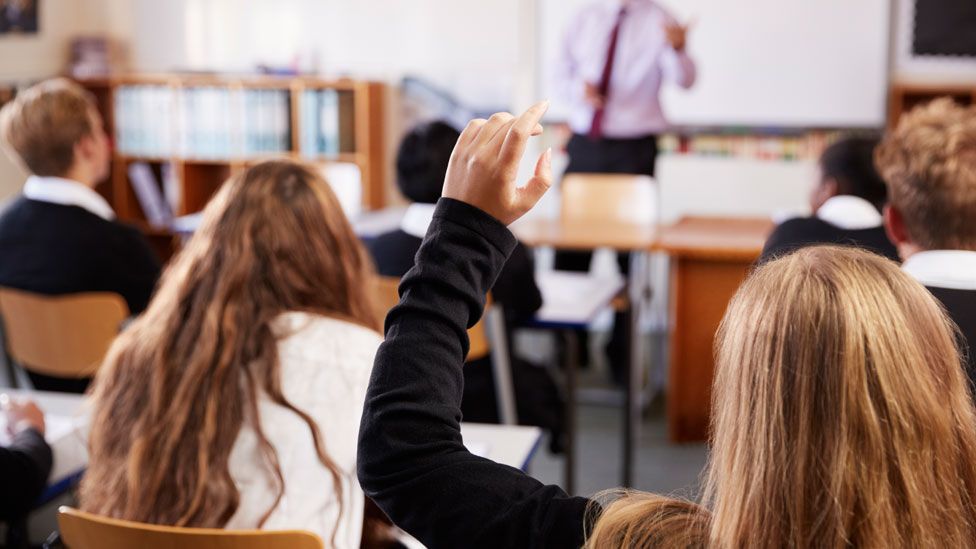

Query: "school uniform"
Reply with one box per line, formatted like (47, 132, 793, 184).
(903, 251, 976, 388)
(359, 199, 593, 548)
(0, 428, 52, 522)
(761, 195, 899, 263)
(227, 312, 382, 547)
(0, 176, 161, 392)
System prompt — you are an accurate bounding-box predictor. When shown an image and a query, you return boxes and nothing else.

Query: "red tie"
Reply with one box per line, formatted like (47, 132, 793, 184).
(589, 7, 627, 140)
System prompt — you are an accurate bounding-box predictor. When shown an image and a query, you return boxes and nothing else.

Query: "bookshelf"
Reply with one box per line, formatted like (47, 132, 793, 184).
(888, 83, 976, 128)
(75, 74, 387, 259)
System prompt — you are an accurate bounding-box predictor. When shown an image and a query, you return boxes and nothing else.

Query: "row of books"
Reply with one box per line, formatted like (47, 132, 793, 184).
(657, 131, 844, 161)
(299, 89, 356, 156)
(114, 86, 300, 159)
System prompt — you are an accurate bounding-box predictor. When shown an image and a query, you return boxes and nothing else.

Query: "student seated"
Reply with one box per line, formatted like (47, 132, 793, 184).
(0, 79, 160, 392)
(80, 161, 383, 548)
(0, 396, 52, 526)
(358, 104, 976, 548)
(878, 99, 976, 384)
(761, 135, 898, 262)
(368, 121, 563, 446)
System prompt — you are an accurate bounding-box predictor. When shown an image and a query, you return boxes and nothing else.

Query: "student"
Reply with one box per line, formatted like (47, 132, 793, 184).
(877, 99, 976, 383)
(80, 161, 383, 548)
(760, 136, 898, 262)
(0, 79, 160, 392)
(0, 396, 51, 523)
(368, 121, 562, 444)
(358, 104, 976, 548)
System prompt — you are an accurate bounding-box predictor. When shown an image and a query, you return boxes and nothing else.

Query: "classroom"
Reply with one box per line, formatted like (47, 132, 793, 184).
(1, 0, 976, 547)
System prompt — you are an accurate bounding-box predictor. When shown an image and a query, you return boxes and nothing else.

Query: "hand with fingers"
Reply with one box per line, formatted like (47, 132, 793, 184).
(0, 394, 46, 437)
(663, 19, 693, 52)
(442, 101, 553, 226)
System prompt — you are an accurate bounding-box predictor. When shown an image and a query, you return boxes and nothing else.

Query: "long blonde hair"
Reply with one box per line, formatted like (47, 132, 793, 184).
(587, 246, 976, 548)
(80, 161, 379, 539)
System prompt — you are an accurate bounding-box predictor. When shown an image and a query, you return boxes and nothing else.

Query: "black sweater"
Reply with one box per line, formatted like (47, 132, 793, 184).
(927, 286, 976, 389)
(0, 429, 53, 521)
(358, 199, 591, 549)
(760, 217, 899, 264)
(0, 197, 160, 314)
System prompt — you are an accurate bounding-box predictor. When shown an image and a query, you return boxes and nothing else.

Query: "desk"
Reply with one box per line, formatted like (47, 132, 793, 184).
(514, 218, 656, 490)
(4, 391, 543, 487)
(654, 217, 773, 443)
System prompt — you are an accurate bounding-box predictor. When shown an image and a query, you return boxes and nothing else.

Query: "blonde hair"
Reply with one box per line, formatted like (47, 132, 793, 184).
(0, 78, 97, 177)
(876, 98, 976, 250)
(587, 246, 976, 548)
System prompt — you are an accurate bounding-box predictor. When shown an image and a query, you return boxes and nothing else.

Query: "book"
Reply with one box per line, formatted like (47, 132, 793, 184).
(128, 162, 173, 228)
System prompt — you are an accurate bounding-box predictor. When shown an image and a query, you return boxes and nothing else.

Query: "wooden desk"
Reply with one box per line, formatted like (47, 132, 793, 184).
(654, 217, 773, 443)
(513, 218, 657, 252)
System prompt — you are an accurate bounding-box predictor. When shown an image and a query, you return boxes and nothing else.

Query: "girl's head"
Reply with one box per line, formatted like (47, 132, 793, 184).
(81, 160, 378, 532)
(589, 246, 976, 548)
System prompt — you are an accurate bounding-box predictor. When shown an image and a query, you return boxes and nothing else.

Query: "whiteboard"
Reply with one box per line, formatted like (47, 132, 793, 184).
(540, 0, 891, 128)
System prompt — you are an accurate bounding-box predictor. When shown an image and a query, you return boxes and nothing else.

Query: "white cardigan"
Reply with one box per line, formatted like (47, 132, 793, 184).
(225, 312, 382, 548)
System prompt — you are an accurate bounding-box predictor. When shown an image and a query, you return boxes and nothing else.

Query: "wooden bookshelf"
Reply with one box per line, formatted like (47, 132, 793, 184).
(888, 83, 976, 128)
(75, 74, 387, 255)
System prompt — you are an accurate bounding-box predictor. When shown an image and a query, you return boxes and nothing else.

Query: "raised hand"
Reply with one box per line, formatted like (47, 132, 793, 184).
(442, 101, 553, 226)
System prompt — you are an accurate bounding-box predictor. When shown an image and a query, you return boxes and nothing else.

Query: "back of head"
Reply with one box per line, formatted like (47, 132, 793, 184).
(81, 160, 378, 533)
(876, 99, 976, 250)
(706, 246, 976, 547)
(395, 120, 460, 204)
(820, 135, 887, 211)
(0, 78, 95, 177)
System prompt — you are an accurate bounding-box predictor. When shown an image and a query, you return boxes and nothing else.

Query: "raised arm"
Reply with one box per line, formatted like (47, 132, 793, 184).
(358, 104, 593, 548)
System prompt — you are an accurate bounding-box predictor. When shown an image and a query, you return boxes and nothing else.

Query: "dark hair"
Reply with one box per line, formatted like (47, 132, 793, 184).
(820, 136, 887, 212)
(395, 120, 461, 204)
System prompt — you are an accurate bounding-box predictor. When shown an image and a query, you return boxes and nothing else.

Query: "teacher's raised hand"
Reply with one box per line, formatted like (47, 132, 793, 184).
(442, 101, 553, 226)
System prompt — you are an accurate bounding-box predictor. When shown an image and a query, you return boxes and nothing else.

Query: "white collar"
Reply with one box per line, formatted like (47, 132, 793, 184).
(903, 250, 976, 291)
(400, 203, 436, 239)
(815, 195, 883, 230)
(23, 176, 115, 221)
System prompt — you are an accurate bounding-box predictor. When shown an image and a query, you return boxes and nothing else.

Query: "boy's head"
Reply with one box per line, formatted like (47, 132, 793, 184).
(877, 99, 976, 257)
(809, 136, 887, 213)
(395, 120, 461, 205)
(0, 78, 111, 186)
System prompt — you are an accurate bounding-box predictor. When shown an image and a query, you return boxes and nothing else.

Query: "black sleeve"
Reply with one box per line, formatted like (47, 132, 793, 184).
(491, 241, 544, 325)
(110, 226, 162, 314)
(0, 428, 53, 521)
(358, 198, 593, 549)
(759, 219, 806, 264)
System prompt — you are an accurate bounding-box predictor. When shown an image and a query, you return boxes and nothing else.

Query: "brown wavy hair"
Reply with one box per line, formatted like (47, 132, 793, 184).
(80, 160, 380, 539)
(586, 246, 976, 548)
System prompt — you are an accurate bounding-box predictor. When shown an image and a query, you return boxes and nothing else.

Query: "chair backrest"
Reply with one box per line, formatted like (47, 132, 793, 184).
(0, 288, 128, 378)
(373, 276, 491, 360)
(560, 173, 658, 226)
(58, 507, 323, 549)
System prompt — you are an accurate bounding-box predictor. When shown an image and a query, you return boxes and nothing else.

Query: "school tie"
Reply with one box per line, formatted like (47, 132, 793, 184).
(589, 7, 627, 140)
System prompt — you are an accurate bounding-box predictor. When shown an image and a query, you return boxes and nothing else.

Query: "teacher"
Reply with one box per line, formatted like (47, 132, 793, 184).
(555, 0, 696, 377)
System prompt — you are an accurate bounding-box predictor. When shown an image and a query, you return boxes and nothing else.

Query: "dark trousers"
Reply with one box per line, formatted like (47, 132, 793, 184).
(556, 133, 658, 381)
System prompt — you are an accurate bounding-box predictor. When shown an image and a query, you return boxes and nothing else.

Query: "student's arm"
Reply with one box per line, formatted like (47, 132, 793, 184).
(0, 399, 52, 521)
(358, 105, 593, 549)
(491, 242, 544, 324)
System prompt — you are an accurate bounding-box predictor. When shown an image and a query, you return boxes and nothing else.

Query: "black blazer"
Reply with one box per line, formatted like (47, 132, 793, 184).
(761, 217, 899, 264)
(0, 197, 160, 314)
(359, 200, 592, 548)
(0, 429, 52, 522)
(927, 286, 976, 389)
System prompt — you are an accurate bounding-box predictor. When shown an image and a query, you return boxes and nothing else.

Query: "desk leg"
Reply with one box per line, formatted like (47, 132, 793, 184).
(563, 330, 578, 495)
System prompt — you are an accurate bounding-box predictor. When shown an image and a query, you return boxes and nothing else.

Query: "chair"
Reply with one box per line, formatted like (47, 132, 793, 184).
(560, 173, 658, 226)
(0, 288, 128, 388)
(57, 507, 323, 549)
(372, 277, 518, 424)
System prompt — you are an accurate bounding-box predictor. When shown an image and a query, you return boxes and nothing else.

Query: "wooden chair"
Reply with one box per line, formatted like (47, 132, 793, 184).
(372, 276, 518, 424)
(57, 507, 323, 549)
(560, 173, 658, 226)
(0, 288, 128, 386)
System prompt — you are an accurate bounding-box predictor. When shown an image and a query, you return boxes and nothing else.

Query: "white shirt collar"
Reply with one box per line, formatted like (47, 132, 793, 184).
(903, 250, 976, 291)
(400, 203, 436, 239)
(23, 176, 115, 221)
(815, 195, 883, 230)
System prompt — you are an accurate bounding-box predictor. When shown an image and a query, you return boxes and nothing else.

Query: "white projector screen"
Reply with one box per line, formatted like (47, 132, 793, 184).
(541, 0, 891, 128)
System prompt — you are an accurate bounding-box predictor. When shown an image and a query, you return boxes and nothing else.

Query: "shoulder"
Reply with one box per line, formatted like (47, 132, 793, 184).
(275, 312, 382, 366)
(644, 0, 677, 23)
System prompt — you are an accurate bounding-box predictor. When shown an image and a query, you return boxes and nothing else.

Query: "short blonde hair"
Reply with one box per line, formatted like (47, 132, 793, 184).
(0, 78, 97, 177)
(876, 98, 976, 250)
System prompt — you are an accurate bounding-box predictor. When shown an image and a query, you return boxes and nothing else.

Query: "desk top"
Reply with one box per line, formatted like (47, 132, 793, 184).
(512, 218, 657, 252)
(654, 216, 773, 261)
